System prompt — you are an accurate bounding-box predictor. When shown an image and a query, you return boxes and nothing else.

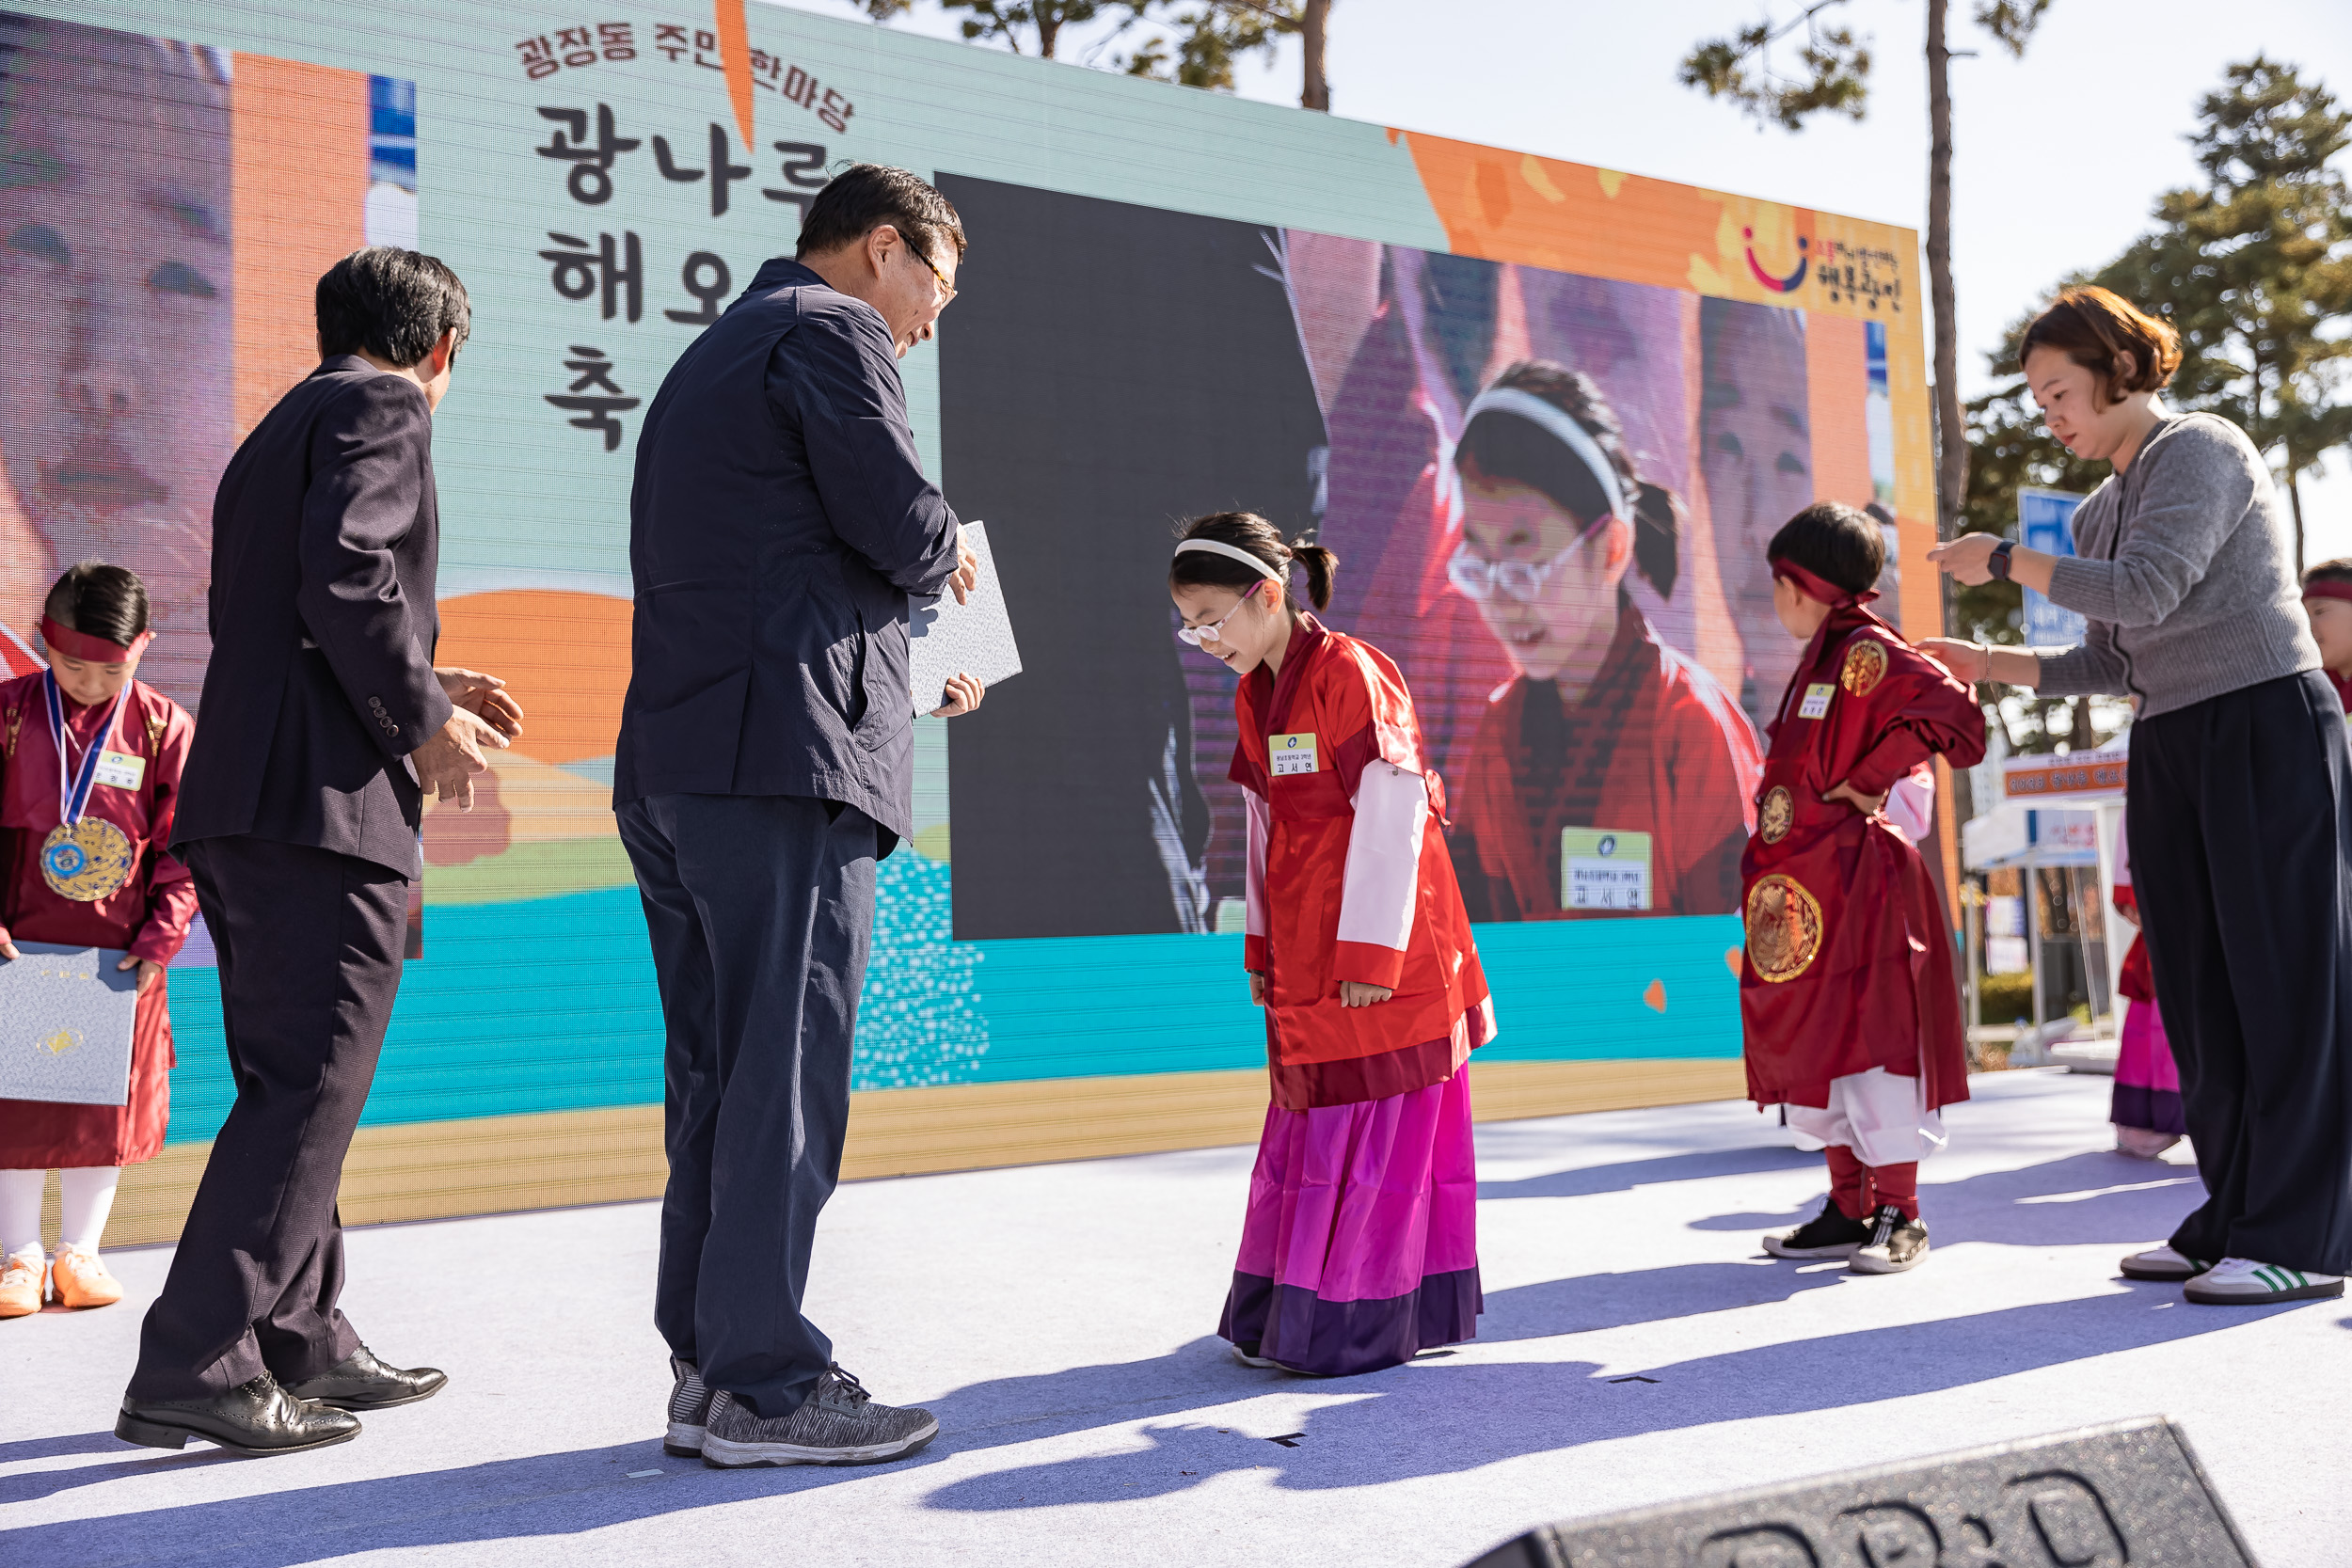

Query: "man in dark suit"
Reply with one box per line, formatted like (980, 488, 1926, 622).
(615, 166, 981, 1469)
(119, 248, 520, 1457)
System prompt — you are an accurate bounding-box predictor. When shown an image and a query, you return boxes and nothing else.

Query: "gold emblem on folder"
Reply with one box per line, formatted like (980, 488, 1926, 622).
(1841, 636, 1888, 697)
(1759, 786, 1793, 845)
(1745, 873, 1823, 983)
(40, 1028, 83, 1056)
(39, 818, 135, 902)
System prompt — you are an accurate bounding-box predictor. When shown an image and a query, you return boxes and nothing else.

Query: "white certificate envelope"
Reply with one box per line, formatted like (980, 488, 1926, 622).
(0, 942, 139, 1106)
(908, 520, 1023, 717)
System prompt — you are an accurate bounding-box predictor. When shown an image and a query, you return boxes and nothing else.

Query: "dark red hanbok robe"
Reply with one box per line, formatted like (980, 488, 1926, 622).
(1449, 603, 1764, 921)
(1739, 608, 1985, 1111)
(0, 673, 198, 1166)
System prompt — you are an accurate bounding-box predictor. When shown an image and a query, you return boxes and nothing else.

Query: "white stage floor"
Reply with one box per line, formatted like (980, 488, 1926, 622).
(4, 1069, 2343, 1566)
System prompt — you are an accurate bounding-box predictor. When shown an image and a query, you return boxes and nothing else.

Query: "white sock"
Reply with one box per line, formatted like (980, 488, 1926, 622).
(58, 1166, 122, 1254)
(0, 1168, 45, 1259)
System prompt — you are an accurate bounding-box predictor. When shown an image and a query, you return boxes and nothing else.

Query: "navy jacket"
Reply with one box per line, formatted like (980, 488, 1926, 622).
(614, 258, 960, 847)
(174, 356, 453, 877)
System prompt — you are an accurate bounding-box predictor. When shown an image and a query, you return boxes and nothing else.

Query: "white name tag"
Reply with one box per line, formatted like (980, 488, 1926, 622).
(1797, 683, 1836, 721)
(93, 750, 147, 791)
(1561, 828, 1653, 911)
(1269, 732, 1318, 776)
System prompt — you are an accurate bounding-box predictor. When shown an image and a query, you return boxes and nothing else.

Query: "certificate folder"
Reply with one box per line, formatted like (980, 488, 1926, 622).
(0, 942, 139, 1107)
(908, 520, 1023, 717)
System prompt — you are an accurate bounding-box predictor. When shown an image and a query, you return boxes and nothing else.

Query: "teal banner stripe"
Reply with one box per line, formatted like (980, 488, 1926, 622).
(162, 892, 1742, 1145)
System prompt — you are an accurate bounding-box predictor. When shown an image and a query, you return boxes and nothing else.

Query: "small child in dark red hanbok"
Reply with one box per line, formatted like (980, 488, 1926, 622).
(1741, 503, 1987, 1275)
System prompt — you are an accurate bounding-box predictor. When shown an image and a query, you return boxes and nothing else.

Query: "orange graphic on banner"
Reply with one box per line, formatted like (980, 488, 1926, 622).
(434, 590, 635, 767)
(715, 0, 755, 154)
(230, 55, 369, 442)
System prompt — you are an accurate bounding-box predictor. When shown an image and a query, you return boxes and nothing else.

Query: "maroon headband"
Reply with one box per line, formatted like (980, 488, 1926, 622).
(2303, 580, 2352, 606)
(40, 613, 152, 664)
(1770, 556, 1877, 610)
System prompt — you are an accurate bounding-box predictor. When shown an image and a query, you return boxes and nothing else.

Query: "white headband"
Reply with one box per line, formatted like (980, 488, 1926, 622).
(1174, 537, 1286, 582)
(1459, 387, 1627, 526)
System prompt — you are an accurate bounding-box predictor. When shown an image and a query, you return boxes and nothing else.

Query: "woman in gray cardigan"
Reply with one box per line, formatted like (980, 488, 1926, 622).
(1925, 286, 2350, 1307)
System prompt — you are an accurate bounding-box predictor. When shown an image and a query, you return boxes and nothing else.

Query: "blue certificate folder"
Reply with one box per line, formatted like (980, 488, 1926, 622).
(0, 942, 138, 1107)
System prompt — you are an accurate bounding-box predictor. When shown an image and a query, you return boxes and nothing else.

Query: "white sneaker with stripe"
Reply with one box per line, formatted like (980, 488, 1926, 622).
(2183, 1257, 2346, 1305)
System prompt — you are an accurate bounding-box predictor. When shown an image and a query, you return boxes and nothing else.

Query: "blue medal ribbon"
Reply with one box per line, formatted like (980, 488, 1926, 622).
(44, 670, 130, 831)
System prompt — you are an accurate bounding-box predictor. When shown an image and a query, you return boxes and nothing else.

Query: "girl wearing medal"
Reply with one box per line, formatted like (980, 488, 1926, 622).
(1172, 513, 1497, 1377)
(0, 564, 196, 1318)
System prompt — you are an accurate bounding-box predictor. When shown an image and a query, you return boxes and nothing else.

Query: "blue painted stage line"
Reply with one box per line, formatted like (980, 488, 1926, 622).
(161, 884, 1743, 1145)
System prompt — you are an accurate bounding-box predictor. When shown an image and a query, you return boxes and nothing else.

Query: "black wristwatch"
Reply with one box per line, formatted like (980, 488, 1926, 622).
(1988, 539, 2015, 581)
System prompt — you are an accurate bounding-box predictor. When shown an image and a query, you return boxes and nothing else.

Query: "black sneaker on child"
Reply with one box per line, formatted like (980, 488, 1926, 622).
(1764, 1196, 1871, 1259)
(1849, 1205, 1930, 1275)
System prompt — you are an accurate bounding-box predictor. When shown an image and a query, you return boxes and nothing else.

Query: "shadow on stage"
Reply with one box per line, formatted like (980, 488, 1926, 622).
(0, 1148, 2288, 1555)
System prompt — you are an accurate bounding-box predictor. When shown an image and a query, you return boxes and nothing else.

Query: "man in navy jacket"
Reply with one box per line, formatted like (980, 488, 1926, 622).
(615, 165, 980, 1468)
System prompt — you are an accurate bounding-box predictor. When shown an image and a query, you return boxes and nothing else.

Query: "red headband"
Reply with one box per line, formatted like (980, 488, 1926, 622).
(40, 613, 152, 665)
(1770, 557, 1877, 610)
(2304, 580, 2352, 606)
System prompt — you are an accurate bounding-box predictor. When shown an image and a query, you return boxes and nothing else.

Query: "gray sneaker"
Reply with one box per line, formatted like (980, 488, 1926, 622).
(700, 1366, 939, 1468)
(665, 1357, 710, 1457)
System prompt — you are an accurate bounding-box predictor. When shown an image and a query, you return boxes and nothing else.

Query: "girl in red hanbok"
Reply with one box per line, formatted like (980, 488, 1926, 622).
(0, 565, 196, 1317)
(1171, 512, 1496, 1377)
(1742, 504, 1986, 1275)
(1444, 361, 1763, 921)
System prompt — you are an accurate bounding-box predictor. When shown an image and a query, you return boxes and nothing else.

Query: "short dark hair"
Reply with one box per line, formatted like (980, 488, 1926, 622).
(794, 163, 965, 263)
(44, 561, 150, 647)
(2018, 285, 2181, 404)
(1169, 512, 1337, 613)
(2306, 557, 2352, 591)
(316, 246, 471, 368)
(1768, 502, 1885, 596)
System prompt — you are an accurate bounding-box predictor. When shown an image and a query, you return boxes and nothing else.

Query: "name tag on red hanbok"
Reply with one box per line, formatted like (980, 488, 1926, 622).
(1797, 683, 1836, 721)
(1562, 828, 1652, 911)
(1269, 732, 1318, 775)
(93, 751, 145, 791)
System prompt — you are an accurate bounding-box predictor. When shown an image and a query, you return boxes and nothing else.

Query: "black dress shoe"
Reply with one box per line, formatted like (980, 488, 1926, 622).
(117, 1373, 362, 1456)
(285, 1345, 447, 1410)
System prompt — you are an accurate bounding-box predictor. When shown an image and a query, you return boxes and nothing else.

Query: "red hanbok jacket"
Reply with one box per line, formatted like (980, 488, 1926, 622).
(1233, 617, 1495, 1109)
(0, 673, 198, 1166)
(1739, 606, 1985, 1111)
(1450, 604, 1764, 922)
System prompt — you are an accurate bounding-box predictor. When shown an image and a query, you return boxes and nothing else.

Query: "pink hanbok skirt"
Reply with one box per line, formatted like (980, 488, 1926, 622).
(2111, 996, 2185, 1135)
(1217, 1065, 1481, 1376)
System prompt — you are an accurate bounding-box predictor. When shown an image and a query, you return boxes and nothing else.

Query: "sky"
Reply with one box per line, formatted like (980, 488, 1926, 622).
(773, 0, 2352, 554)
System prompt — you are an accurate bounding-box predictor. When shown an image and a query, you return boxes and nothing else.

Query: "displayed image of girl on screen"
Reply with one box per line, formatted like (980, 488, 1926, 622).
(1444, 361, 1764, 921)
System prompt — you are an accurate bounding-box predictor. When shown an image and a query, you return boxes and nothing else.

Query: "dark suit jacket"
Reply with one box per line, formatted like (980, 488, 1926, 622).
(173, 356, 453, 877)
(614, 258, 961, 847)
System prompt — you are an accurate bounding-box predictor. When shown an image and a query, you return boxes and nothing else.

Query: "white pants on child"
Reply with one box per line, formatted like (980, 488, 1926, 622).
(1781, 1067, 1947, 1166)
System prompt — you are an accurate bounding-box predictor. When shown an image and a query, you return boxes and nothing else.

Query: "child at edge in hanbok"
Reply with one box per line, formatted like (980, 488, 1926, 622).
(1170, 512, 1497, 1377)
(1742, 503, 1986, 1275)
(2107, 805, 2184, 1159)
(0, 564, 197, 1317)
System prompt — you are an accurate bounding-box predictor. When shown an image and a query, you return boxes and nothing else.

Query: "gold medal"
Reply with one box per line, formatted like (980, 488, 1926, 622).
(1841, 636, 1888, 697)
(40, 818, 135, 902)
(1758, 785, 1794, 844)
(1745, 872, 1824, 983)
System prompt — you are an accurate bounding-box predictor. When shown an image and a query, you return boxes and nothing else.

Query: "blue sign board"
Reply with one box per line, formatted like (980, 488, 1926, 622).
(2019, 487, 2088, 646)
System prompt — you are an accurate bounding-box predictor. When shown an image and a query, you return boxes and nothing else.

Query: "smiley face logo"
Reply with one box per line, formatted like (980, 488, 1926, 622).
(1742, 226, 1810, 293)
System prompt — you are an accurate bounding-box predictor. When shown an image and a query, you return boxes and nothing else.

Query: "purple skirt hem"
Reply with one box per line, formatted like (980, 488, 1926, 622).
(1218, 1266, 1483, 1377)
(2110, 1084, 2186, 1136)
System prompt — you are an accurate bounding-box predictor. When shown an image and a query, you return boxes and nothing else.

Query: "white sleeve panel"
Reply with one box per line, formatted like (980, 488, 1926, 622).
(1245, 788, 1269, 942)
(1884, 765, 1935, 844)
(1338, 761, 1427, 953)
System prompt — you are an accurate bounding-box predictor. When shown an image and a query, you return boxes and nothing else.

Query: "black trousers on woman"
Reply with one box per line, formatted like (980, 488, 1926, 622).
(2127, 670, 2352, 1275)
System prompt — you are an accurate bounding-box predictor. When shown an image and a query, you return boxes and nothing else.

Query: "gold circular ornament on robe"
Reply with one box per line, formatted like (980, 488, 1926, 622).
(1759, 786, 1794, 844)
(39, 818, 135, 902)
(1841, 636, 1888, 697)
(1745, 872, 1824, 983)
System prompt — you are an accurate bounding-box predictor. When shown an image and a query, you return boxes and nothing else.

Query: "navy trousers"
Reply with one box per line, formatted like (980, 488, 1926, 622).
(2127, 671, 2352, 1275)
(617, 792, 877, 1418)
(129, 836, 408, 1400)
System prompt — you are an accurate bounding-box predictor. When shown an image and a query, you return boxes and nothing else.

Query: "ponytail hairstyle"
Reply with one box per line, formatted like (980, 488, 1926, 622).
(1169, 511, 1338, 614)
(1455, 359, 1680, 599)
(43, 561, 151, 648)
